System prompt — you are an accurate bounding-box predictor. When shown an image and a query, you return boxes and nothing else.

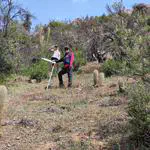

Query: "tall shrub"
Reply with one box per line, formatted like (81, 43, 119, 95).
(127, 82, 150, 149)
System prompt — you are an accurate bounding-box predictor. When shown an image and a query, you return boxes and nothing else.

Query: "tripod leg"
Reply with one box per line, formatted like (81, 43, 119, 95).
(47, 65, 55, 89)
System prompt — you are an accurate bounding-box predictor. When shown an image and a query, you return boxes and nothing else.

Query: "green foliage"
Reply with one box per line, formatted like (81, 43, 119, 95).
(0, 35, 12, 83)
(0, 55, 12, 74)
(22, 60, 49, 82)
(102, 59, 125, 77)
(102, 57, 150, 77)
(147, 17, 150, 26)
(0, 74, 7, 84)
(127, 82, 150, 149)
(48, 21, 65, 28)
(72, 48, 86, 71)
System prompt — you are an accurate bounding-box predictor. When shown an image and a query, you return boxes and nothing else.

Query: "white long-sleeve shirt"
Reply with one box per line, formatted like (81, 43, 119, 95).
(52, 49, 60, 60)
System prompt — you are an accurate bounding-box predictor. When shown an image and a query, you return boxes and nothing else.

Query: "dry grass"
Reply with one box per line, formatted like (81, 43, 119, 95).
(0, 68, 134, 150)
(80, 61, 102, 73)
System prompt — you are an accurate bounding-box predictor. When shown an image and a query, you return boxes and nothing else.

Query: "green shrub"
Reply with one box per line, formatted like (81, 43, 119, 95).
(22, 60, 49, 82)
(0, 41, 12, 83)
(125, 60, 150, 76)
(72, 48, 86, 71)
(127, 82, 150, 149)
(102, 60, 125, 77)
(0, 74, 7, 84)
(0, 56, 12, 84)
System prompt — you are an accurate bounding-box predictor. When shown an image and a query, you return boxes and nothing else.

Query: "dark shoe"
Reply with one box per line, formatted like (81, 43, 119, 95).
(47, 85, 51, 89)
(44, 85, 51, 90)
(59, 84, 64, 88)
(68, 83, 72, 88)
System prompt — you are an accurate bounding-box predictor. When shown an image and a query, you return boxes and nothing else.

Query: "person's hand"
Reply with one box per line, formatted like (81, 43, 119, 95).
(52, 61, 56, 64)
(53, 63, 57, 67)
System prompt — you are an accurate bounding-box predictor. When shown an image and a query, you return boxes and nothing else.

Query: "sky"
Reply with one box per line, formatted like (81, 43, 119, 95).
(16, 0, 150, 29)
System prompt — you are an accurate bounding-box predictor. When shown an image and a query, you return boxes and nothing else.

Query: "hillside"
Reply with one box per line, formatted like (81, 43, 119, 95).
(0, 1, 149, 149)
(0, 69, 138, 150)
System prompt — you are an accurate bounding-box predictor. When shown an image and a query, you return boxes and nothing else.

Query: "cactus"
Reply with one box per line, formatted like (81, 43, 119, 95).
(93, 69, 99, 87)
(0, 85, 8, 137)
(47, 27, 51, 44)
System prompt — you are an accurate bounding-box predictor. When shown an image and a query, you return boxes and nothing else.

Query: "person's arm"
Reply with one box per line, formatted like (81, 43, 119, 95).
(56, 55, 64, 63)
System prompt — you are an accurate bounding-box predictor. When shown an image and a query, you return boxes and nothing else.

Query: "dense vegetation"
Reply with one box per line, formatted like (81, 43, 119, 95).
(0, 1, 149, 79)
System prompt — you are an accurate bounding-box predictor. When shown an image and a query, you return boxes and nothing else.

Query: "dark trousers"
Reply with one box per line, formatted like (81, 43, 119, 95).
(51, 57, 58, 61)
(50, 57, 59, 74)
(58, 67, 73, 86)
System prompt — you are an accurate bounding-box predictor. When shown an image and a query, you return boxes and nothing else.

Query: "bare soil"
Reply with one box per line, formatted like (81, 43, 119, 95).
(0, 72, 134, 150)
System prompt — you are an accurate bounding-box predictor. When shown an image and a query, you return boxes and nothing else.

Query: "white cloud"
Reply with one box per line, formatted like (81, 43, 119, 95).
(72, 0, 89, 3)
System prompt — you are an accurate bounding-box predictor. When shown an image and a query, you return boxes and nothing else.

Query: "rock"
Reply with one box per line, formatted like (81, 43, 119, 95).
(42, 106, 63, 114)
(30, 79, 37, 84)
(16, 136, 20, 140)
(127, 78, 136, 84)
(52, 125, 63, 133)
(109, 83, 117, 88)
(36, 142, 57, 150)
(7, 143, 11, 147)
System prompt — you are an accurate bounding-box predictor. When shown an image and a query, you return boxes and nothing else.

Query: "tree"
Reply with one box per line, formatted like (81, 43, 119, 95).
(132, 3, 148, 16)
(22, 11, 35, 32)
(0, 0, 33, 36)
(0, 0, 34, 76)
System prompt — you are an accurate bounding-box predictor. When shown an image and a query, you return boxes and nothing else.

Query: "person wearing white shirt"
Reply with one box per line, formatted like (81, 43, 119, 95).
(48, 45, 61, 78)
(50, 45, 61, 61)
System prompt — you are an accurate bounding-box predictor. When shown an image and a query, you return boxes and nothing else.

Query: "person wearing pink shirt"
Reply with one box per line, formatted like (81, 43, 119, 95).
(56, 46, 74, 88)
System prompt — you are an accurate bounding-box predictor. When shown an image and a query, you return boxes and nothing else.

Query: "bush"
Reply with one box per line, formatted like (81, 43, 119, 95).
(0, 56, 12, 84)
(0, 74, 9, 84)
(21, 60, 49, 82)
(102, 59, 125, 77)
(127, 82, 150, 149)
(72, 48, 86, 72)
(0, 37, 12, 80)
